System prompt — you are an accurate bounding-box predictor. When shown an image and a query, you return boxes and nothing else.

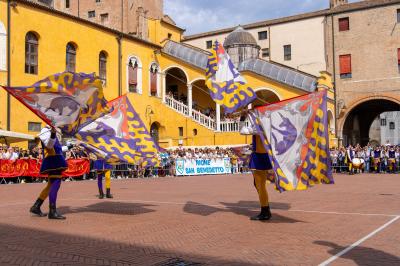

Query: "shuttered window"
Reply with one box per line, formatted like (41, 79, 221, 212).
(339, 17, 349, 31)
(128, 59, 138, 93)
(150, 63, 158, 96)
(397, 48, 400, 65)
(25, 32, 38, 74)
(339, 54, 352, 78)
(66, 42, 76, 72)
(99, 51, 107, 85)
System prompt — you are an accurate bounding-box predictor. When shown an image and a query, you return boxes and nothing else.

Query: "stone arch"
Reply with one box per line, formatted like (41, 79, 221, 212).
(252, 87, 282, 106)
(163, 66, 189, 103)
(150, 122, 161, 144)
(339, 97, 400, 146)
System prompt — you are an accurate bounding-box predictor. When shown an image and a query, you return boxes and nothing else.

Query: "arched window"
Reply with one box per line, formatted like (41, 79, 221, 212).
(99, 51, 107, 85)
(128, 58, 138, 93)
(0, 22, 6, 71)
(150, 63, 159, 97)
(66, 42, 76, 72)
(25, 32, 38, 74)
(127, 56, 142, 94)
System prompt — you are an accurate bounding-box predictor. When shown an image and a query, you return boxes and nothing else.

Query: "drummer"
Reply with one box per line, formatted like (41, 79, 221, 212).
(388, 146, 396, 173)
(373, 146, 381, 173)
(345, 145, 355, 175)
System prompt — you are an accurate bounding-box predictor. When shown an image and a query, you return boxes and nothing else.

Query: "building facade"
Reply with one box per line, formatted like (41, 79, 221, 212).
(183, 11, 327, 77)
(0, 0, 332, 149)
(184, 0, 400, 147)
(31, 0, 172, 41)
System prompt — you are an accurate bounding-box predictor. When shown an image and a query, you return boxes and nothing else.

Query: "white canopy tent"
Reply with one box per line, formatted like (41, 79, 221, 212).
(0, 129, 35, 145)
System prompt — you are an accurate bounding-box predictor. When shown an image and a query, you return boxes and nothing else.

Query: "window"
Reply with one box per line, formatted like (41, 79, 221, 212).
(25, 32, 38, 74)
(0, 22, 7, 71)
(258, 31, 268, 40)
(339, 54, 352, 78)
(389, 122, 395, 130)
(193, 129, 198, 136)
(100, 13, 108, 23)
(150, 63, 159, 96)
(28, 122, 41, 132)
(339, 17, 349, 31)
(381, 118, 387, 126)
(99, 51, 107, 84)
(397, 48, 400, 71)
(88, 10, 95, 18)
(206, 40, 212, 49)
(128, 58, 138, 93)
(261, 48, 270, 58)
(66, 42, 76, 72)
(397, 9, 400, 23)
(178, 127, 184, 137)
(38, 0, 53, 6)
(283, 45, 291, 61)
(167, 33, 172, 39)
(65, 0, 69, 8)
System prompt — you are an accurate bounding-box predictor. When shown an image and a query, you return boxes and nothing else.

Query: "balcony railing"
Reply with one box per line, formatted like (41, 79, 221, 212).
(219, 119, 251, 132)
(165, 96, 189, 116)
(191, 109, 215, 130)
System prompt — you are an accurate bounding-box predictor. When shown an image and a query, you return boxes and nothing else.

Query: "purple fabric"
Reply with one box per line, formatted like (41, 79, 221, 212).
(97, 173, 103, 191)
(49, 178, 61, 205)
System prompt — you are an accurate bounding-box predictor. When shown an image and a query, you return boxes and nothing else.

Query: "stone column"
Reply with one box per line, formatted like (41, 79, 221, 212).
(216, 103, 221, 131)
(162, 73, 166, 103)
(187, 83, 193, 117)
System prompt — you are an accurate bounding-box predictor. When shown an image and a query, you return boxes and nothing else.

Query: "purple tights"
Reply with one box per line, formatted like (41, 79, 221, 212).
(49, 178, 61, 205)
(97, 173, 104, 191)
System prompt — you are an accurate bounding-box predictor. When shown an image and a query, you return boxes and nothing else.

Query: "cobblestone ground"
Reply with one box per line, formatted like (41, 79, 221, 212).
(0, 173, 399, 266)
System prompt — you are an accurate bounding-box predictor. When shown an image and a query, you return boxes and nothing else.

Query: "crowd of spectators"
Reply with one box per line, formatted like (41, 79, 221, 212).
(330, 143, 400, 174)
(0, 143, 251, 184)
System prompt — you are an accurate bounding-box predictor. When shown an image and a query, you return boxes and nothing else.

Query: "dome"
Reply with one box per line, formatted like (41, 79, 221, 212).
(223, 26, 258, 48)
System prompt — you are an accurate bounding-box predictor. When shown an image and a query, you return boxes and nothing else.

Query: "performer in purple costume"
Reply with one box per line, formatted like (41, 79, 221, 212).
(30, 126, 72, 220)
(93, 159, 113, 199)
(240, 111, 273, 221)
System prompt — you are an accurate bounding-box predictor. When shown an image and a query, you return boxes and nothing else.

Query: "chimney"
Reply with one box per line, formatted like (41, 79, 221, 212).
(330, 0, 348, 8)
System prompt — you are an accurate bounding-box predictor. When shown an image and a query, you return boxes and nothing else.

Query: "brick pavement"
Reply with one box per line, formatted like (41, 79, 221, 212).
(0, 173, 399, 265)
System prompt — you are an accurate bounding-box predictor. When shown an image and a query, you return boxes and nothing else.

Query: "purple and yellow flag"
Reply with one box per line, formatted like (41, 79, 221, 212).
(251, 91, 334, 192)
(1, 72, 110, 136)
(205, 41, 256, 114)
(75, 95, 159, 167)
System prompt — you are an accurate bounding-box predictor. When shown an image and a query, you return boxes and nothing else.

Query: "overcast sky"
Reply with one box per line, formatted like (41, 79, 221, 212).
(165, 0, 359, 35)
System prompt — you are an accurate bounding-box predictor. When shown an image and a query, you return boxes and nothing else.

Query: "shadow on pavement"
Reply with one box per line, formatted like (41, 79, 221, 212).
(58, 201, 156, 216)
(183, 201, 302, 223)
(0, 223, 259, 266)
(315, 240, 400, 265)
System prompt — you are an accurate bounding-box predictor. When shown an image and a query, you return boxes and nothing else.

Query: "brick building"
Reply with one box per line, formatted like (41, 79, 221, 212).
(32, 0, 167, 40)
(184, 0, 400, 146)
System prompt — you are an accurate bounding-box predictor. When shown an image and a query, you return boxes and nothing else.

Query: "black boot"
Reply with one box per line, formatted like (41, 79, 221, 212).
(106, 188, 113, 198)
(48, 203, 66, 220)
(98, 188, 104, 199)
(30, 198, 46, 217)
(250, 206, 271, 221)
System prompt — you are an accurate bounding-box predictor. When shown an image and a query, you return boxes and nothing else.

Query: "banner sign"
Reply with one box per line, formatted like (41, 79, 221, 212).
(175, 158, 232, 176)
(0, 159, 90, 178)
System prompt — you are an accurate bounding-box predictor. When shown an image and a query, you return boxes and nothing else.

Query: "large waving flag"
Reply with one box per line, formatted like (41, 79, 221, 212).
(1, 72, 110, 136)
(250, 90, 334, 192)
(205, 41, 256, 113)
(75, 95, 159, 167)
